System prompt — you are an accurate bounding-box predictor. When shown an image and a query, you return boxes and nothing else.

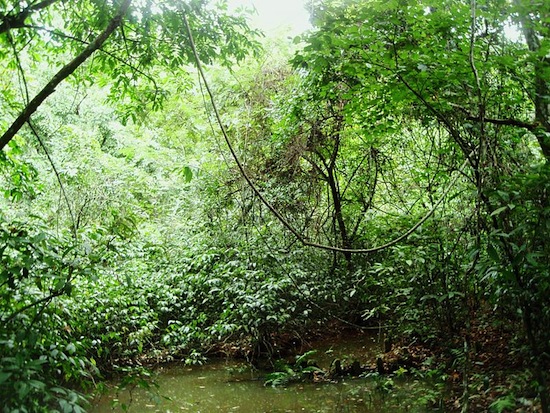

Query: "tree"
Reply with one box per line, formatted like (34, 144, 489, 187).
(287, 0, 549, 409)
(0, 0, 261, 149)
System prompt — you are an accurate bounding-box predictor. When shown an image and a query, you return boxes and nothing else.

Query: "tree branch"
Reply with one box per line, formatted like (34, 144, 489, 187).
(0, 0, 60, 34)
(467, 115, 537, 130)
(0, 0, 132, 151)
(449, 102, 539, 130)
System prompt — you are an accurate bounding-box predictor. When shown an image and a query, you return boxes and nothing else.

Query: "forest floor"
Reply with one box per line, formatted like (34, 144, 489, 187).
(378, 321, 543, 412)
(231, 320, 544, 412)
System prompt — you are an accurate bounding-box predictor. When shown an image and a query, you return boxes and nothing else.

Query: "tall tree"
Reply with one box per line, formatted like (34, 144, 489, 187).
(289, 0, 549, 409)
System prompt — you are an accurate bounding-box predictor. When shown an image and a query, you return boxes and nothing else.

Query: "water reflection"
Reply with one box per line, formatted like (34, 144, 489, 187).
(90, 360, 435, 413)
(90, 333, 438, 412)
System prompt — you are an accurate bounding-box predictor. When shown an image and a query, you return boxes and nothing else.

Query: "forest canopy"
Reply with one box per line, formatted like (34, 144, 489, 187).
(0, 0, 549, 412)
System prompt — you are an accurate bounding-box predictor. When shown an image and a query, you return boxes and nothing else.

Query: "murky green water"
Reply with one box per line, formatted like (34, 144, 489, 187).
(90, 333, 441, 413)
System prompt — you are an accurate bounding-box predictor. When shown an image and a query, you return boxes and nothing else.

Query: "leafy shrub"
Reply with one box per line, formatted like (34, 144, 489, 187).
(0, 218, 95, 412)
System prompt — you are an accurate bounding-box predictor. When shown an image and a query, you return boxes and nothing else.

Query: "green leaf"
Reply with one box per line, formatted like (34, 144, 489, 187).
(0, 372, 12, 384)
(181, 166, 193, 183)
(490, 206, 508, 216)
(489, 395, 516, 412)
(487, 244, 499, 263)
(66, 342, 76, 355)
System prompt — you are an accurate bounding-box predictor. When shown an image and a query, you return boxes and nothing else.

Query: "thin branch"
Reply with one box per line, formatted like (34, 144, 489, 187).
(341, 149, 370, 199)
(450, 103, 537, 130)
(27, 121, 77, 238)
(22, 24, 96, 44)
(3, 290, 63, 324)
(7, 30, 30, 103)
(3, 266, 72, 325)
(350, 150, 378, 240)
(469, 0, 483, 113)
(466, 115, 537, 130)
(0, 0, 132, 151)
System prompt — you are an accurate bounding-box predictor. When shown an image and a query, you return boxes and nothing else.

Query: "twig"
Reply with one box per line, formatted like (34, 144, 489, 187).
(27, 121, 77, 238)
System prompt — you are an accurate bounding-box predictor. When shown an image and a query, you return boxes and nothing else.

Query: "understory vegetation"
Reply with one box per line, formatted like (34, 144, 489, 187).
(1, 0, 549, 412)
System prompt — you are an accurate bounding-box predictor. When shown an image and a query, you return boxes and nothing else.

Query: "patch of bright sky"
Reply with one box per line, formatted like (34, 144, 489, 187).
(226, 0, 312, 36)
(224, 1, 522, 43)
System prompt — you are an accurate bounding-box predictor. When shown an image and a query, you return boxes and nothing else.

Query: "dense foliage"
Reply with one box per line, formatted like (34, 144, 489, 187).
(0, 0, 549, 412)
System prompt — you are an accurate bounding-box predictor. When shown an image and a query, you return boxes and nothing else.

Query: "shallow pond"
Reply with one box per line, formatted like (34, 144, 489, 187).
(90, 333, 442, 413)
